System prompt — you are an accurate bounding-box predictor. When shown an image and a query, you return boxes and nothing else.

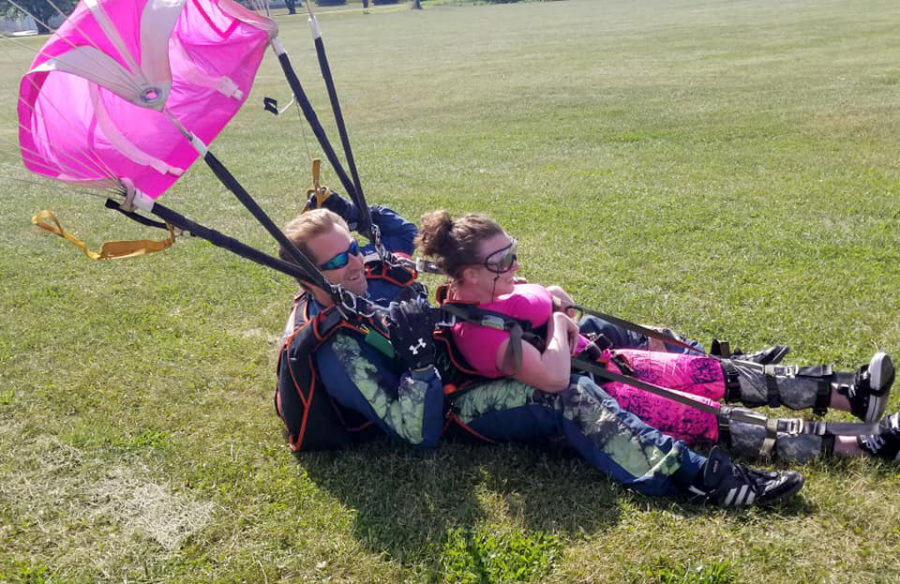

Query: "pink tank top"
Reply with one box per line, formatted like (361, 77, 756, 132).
(451, 283, 587, 378)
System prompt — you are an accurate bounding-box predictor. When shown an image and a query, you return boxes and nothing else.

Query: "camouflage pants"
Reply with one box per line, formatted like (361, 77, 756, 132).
(449, 375, 706, 498)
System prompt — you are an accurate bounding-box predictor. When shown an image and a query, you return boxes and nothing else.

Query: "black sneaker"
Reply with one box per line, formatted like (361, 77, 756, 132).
(693, 447, 804, 507)
(731, 345, 791, 365)
(844, 352, 894, 423)
(859, 413, 900, 462)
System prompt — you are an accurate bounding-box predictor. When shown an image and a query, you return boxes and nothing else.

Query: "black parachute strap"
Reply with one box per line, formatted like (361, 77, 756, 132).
(199, 150, 347, 304)
(160, 118, 362, 312)
(146, 200, 318, 283)
(571, 357, 879, 437)
(572, 304, 706, 356)
(304, 1, 374, 247)
(269, 39, 364, 237)
(105, 199, 169, 230)
(572, 357, 725, 416)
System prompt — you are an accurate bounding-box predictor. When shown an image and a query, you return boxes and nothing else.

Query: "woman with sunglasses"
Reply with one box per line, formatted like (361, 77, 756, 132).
(416, 210, 899, 468)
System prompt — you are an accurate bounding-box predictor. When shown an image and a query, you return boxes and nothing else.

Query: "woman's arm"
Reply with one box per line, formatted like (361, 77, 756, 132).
(495, 311, 578, 392)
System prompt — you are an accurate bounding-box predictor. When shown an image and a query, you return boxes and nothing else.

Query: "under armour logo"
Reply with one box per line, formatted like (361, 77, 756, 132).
(409, 338, 427, 355)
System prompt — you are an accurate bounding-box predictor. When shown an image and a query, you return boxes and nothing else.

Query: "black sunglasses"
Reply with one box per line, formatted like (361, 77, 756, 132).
(318, 239, 360, 270)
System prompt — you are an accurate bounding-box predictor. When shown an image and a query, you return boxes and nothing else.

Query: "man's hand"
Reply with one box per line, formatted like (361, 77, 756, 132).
(305, 190, 359, 225)
(385, 298, 437, 372)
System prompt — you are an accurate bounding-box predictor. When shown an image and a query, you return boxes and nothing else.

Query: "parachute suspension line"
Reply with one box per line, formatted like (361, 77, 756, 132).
(18, 98, 119, 185)
(82, 0, 143, 76)
(0, 170, 114, 202)
(296, 102, 315, 168)
(304, 0, 374, 244)
(18, 75, 123, 185)
(269, 39, 361, 223)
(7, 0, 143, 96)
(9, 124, 105, 183)
(10, 42, 124, 184)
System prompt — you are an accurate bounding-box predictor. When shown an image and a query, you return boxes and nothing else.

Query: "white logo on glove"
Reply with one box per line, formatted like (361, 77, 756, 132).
(409, 338, 427, 355)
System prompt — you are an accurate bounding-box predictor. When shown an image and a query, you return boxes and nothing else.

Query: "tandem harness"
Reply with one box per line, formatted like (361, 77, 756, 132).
(275, 256, 420, 451)
(433, 296, 880, 453)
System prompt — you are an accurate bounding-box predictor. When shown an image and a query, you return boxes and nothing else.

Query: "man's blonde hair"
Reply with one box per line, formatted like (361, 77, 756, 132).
(280, 209, 349, 283)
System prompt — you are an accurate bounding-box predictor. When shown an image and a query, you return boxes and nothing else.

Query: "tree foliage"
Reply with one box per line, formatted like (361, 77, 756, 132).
(0, 0, 78, 34)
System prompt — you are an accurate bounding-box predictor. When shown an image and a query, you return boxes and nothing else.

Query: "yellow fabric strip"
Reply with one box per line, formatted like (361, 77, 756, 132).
(32, 210, 176, 260)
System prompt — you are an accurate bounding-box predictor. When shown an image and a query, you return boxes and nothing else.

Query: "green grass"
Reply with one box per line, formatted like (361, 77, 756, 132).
(2, 0, 900, 582)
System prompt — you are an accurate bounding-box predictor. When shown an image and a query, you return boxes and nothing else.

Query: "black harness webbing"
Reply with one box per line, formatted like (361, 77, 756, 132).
(572, 357, 724, 416)
(572, 304, 705, 356)
(140, 200, 318, 283)
(439, 302, 546, 376)
(201, 151, 331, 291)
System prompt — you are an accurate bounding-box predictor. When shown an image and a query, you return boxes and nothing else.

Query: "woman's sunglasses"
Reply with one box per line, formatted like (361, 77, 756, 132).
(481, 239, 518, 274)
(318, 239, 360, 270)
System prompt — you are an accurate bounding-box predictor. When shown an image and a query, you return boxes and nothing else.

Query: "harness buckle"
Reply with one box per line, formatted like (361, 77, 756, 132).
(777, 418, 804, 435)
(338, 287, 377, 318)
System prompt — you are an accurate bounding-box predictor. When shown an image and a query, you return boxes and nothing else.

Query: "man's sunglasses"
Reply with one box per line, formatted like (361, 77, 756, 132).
(318, 239, 360, 270)
(481, 239, 518, 274)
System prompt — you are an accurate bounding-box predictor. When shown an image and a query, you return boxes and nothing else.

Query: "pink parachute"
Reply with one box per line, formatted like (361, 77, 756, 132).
(18, 0, 277, 199)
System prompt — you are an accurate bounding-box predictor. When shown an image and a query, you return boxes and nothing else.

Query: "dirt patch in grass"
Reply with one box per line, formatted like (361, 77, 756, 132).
(0, 420, 214, 574)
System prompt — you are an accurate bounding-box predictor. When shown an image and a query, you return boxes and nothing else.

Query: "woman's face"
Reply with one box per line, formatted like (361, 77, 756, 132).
(465, 231, 519, 298)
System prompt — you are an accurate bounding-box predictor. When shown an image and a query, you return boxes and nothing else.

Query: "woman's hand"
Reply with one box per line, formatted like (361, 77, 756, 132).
(547, 285, 576, 317)
(552, 311, 580, 354)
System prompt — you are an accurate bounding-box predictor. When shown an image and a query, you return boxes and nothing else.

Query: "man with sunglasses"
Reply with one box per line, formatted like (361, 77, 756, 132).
(276, 193, 446, 451)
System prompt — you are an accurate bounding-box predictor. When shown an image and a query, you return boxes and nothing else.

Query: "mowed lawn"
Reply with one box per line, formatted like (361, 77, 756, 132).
(2, 0, 900, 582)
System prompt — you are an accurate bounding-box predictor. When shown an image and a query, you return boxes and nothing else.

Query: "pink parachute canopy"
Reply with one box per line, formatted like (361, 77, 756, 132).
(18, 0, 276, 199)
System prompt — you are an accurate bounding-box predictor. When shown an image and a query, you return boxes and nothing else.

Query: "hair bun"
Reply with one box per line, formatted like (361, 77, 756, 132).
(416, 209, 455, 257)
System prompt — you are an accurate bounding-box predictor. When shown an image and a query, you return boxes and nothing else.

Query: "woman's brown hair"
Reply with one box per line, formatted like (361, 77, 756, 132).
(416, 210, 504, 279)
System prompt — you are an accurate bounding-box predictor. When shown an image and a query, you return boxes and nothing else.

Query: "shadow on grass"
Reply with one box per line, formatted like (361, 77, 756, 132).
(300, 437, 622, 562)
(298, 436, 815, 569)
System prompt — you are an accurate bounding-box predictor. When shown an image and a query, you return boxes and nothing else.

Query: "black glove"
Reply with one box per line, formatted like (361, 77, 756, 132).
(304, 189, 360, 227)
(385, 298, 436, 372)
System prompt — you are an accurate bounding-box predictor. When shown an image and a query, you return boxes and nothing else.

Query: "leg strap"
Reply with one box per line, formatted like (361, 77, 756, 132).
(723, 406, 878, 437)
(794, 365, 833, 416)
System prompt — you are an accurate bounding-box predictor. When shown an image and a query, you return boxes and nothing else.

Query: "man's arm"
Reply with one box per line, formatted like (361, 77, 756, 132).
(305, 191, 417, 255)
(369, 205, 417, 256)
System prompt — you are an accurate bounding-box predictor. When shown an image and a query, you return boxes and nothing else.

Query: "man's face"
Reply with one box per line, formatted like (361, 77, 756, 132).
(306, 224, 367, 298)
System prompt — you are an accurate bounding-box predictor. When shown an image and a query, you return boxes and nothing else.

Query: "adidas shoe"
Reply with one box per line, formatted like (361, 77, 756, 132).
(694, 446, 804, 507)
(844, 352, 894, 423)
(858, 412, 900, 462)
